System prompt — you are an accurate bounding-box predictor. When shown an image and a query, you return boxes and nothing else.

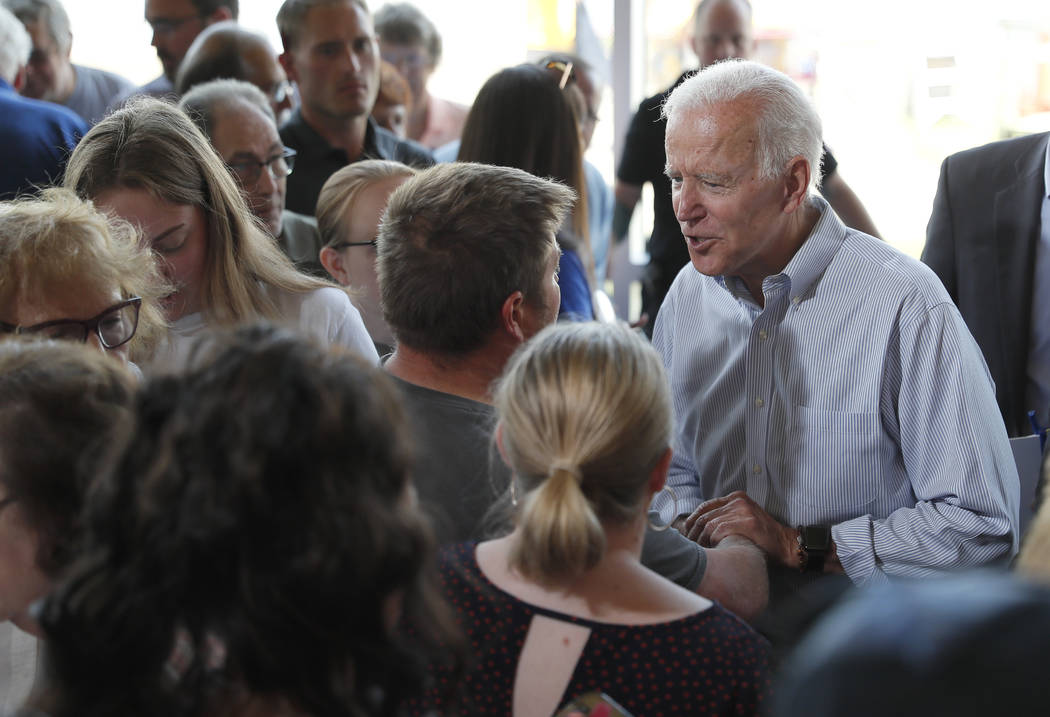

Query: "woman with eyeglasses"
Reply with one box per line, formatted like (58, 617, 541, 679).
(63, 97, 379, 372)
(0, 339, 136, 711)
(0, 188, 167, 366)
(316, 159, 419, 356)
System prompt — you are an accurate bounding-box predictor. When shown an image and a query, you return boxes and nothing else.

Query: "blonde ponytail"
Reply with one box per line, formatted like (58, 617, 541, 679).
(510, 464, 605, 583)
(495, 322, 673, 585)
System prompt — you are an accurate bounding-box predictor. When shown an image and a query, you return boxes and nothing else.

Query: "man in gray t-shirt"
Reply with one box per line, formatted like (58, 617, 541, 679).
(3, 0, 133, 124)
(377, 162, 768, 620)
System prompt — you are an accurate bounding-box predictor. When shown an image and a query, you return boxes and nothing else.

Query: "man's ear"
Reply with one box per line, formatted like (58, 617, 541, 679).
(207, 6, 234, 23)
(648, 447, 672, 496)
(319, 246, 350, 286)
(500, 290, 527, 343)
(12, 64, 26, 92)
(782, 156, 811, 214)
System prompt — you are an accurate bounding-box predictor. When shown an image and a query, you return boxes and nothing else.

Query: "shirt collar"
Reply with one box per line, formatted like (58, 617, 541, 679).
(283, 108, 382, 161)
(0, 77, 15, 95)
(715, 195, 844, 305)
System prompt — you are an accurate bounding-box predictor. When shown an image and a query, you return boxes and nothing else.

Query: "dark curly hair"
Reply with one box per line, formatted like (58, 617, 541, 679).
(35, 324, 455, 717)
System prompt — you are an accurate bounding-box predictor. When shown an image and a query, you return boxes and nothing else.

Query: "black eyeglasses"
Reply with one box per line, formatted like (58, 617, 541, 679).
(329, 239, 377, 250)
(0, 297, 142, 349)
(227, 147, 297, 187)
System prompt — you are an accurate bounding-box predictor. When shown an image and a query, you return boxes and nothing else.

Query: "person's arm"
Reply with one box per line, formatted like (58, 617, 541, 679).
(640, 524, 768, 621)
(920, 155, 958, 299)
(696, 536, 768, 621)
(830, 303, 1019, 583)
(820, 171, 880, 238)
(612, 180, 642, 245)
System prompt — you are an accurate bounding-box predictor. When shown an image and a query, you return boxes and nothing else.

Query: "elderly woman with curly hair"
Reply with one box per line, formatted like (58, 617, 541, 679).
(0, 188, 168, 368)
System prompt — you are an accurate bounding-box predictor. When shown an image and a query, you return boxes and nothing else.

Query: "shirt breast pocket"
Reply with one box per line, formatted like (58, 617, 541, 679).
(783, 404, 884, 510)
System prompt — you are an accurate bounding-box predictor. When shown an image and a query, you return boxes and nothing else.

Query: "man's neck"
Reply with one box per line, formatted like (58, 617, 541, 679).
(54, 63, 77, 104)
(384, 342, 511, 405)
(406, 90, 431, 143)
(300, 106, 370, 157)
(742, 200, 822, 307)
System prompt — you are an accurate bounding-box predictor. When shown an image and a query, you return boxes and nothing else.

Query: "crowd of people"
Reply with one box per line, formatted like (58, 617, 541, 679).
(0, 0, 1048, 714)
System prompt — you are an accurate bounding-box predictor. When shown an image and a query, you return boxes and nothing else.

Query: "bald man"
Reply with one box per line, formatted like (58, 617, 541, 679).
(176, 20, 294, 125)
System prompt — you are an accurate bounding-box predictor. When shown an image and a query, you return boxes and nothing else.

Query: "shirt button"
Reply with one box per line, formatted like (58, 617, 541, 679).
(791, 296, 800, 305)
(754, 397, 765, 407)
(753, 464, 762, 474)
(758, 329, 768, 340)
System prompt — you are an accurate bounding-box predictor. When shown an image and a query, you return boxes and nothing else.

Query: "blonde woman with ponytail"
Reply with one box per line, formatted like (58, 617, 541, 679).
(416, 322, 770, 717)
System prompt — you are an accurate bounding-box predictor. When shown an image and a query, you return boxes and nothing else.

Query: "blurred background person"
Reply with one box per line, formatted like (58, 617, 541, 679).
(770, 573, 1050, 717)
(111, 0, 238, 107)
(0, 6, 85, 200)
(175, 20, 294, 126)
(375, 2, 467, 150)
(1, 0, 133, 125)
(277, 0, 432, 217)
(458, 63, 595, 321)
(64, 98, 378, 371)
(316, 159, 418, 355)
(180, 79, 324, 277)
(30, 324, 456, 717)
(0, 188, 168, 367)
(536, 53, 613, 287)
(373, 59, 411, 138)
(0, 340, 136, 711)
(414, 322, 770, 716)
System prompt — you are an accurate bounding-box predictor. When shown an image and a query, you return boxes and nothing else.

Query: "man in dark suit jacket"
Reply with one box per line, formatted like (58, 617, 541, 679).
(922, 131, 1049, 437)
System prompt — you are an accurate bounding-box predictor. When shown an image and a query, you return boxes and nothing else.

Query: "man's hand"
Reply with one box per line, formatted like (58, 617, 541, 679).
(680, 490, 797, 567)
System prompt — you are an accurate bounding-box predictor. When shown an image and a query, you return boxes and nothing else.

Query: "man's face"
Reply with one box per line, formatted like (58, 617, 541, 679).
(691, 0, 754, 68)
(282, 2, 380, 123)
(665, 100, 792, 290)
(378, 40, 430, 101)
(145, 0, 206, 82)
(210, 103, 287, 238)
(21, 20, 68, 101)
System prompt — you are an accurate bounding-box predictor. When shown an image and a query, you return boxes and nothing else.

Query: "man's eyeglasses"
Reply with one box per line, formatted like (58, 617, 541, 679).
(0, 298, 142, 349)
(147, 15, 201, 36)
(227, 147, 297, 187)
(329, 239, 377, 250)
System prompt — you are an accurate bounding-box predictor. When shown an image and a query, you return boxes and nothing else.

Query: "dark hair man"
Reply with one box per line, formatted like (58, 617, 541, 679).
(276, 0, 433, 216)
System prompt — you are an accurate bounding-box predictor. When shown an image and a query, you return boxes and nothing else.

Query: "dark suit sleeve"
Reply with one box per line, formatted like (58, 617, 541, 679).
(922, 155, 958, 301)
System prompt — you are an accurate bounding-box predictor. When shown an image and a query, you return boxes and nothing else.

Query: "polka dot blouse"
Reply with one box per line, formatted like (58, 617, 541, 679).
(413, 542, 771, 716)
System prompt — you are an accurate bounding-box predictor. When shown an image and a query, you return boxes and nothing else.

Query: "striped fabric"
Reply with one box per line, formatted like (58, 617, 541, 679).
(0, 622, 38, 711)
(652, 198, 1020, 586)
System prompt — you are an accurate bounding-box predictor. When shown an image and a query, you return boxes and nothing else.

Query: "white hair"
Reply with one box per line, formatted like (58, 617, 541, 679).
(662, 59, 824, 192)
(0, 6, 31, 84)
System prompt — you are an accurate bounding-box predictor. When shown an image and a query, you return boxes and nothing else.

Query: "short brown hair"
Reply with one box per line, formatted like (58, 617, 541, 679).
(377, 162, 574, 354)
(277, 0, 368, 52)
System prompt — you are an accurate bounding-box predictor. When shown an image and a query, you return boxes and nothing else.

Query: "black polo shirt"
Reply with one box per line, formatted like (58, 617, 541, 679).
(279, 109, 435, 216)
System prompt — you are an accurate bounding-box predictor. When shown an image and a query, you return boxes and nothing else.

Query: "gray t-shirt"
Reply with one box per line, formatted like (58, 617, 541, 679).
(390, 376, 707, 590)
(67, 64, 134, 125)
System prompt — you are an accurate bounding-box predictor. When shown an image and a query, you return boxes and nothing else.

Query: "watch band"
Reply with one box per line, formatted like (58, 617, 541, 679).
(796, 524, 831, 573)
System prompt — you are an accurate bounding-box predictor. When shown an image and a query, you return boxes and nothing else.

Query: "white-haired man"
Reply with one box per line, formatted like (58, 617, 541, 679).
(0, 4, 86, 199)
(656, 59, 1018, 607)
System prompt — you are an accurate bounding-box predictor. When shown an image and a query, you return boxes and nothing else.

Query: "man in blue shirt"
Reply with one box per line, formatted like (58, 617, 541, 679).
(0, 5, 85, 200)
(655, 59, 1018, 605)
